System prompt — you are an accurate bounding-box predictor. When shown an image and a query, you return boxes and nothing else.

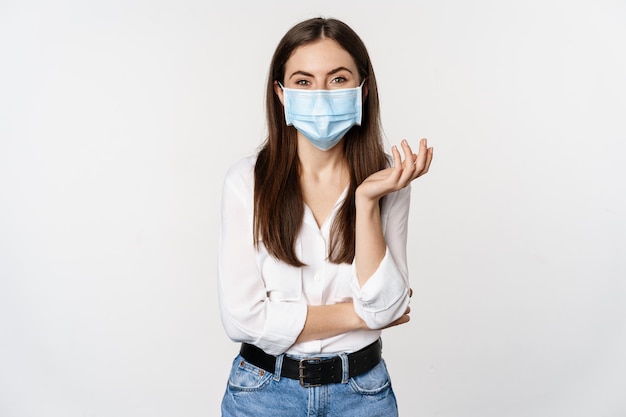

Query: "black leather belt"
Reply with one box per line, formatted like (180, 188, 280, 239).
(239, 339, 382, 387)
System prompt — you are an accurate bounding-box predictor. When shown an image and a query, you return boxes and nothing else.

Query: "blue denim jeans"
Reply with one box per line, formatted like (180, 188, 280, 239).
(221, 352, 399, 417)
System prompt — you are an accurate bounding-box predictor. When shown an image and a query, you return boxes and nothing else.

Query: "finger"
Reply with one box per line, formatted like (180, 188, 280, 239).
(416, 146, 433, 178)
(398, 140, 417, 185)
(401, 139, 415, 164)
(413, 139, 429, 177)
(409, 288, 413, 298)
(387, 145, 403, 183)
(400, 140, 415, 169)
(391, 145, 403, 171)
(422, 147, 434, 174)
(403, 139, 427, 183)
(386, 314, 410, 328)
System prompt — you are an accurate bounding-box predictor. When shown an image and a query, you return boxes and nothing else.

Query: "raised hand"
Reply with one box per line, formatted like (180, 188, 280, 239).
(356, 138, 433, 202)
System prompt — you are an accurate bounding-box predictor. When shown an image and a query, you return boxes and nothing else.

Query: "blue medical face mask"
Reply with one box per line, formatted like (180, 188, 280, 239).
(279, 82, 364, 151)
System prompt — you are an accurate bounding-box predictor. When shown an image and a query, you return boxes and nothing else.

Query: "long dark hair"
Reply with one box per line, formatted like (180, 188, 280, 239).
(254, 17, 387, 266)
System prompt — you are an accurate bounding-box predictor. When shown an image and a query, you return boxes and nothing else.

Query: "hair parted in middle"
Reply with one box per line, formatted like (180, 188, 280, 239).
(254, 17, 388, 266)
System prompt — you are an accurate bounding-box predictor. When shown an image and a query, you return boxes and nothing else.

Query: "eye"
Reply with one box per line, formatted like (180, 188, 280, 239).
(331, 76, 347, 84)
(295, 79, 311, 86)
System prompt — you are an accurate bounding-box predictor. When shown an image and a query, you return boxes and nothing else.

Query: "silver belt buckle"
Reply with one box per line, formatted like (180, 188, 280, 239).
(298, 357, 323, 387)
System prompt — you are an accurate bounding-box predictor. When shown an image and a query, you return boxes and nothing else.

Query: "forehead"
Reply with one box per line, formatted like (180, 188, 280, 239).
(285, 38, 358, 75)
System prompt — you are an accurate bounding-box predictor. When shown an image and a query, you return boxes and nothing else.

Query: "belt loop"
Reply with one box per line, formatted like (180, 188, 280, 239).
(339, 352, 350, 384)
(273, 353, 284, 381)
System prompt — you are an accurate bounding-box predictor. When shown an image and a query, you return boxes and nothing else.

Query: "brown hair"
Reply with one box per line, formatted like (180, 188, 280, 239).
(254, 17, 387, 266)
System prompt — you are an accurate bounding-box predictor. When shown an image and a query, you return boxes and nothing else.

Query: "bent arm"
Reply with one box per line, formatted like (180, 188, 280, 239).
(350, 187, 412, 329)
(350, 140, 432, 329)
(295, 303, 365, 344)
(218, 161, 308, 355)
(354, 139, 431, 285)
(353, 196, 386, 285)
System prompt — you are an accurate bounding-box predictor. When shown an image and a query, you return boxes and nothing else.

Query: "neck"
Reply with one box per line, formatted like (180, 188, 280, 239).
(297, 135, 347, 178)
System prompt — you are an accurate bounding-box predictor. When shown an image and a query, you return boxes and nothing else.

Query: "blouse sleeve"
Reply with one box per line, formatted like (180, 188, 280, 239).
(217, 158, 308, 355)
(349, 186, 412, 329)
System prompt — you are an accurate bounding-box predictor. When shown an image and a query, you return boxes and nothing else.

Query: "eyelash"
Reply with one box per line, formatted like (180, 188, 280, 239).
(295, 77, 348, 87)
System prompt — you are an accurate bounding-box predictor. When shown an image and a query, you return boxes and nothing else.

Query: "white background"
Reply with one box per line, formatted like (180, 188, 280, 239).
(1, 0, 625, 416)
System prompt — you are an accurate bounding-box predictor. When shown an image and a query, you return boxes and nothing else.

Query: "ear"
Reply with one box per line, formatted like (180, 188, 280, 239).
(274, 81, 285, 106)
(362, 80, 369, 102)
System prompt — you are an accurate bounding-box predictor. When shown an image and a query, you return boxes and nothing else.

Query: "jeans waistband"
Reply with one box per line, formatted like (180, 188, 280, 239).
(239, 339, 382, 387)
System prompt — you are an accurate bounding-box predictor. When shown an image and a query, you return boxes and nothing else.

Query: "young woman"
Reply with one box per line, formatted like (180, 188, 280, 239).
(218, 17, 433, 416)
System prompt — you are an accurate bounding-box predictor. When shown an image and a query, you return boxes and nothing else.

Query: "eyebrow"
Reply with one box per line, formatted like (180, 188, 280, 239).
(288, 66, 354, 80)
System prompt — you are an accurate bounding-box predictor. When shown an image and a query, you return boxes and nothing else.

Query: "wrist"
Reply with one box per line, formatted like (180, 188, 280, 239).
(354, 193, 379, 211)
(343, 302, 367, 331)
(353, 311, 367, 331)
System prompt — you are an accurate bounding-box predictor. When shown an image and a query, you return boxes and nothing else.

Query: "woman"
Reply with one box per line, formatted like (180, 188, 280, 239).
(218, 17, 433, 416)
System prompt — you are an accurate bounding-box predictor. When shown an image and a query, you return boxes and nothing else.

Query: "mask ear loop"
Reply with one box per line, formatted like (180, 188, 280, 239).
(359, 78, 368, 103)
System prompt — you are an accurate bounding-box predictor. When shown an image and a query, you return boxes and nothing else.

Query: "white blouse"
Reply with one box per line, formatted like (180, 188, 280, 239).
(218, 156, 411, 356)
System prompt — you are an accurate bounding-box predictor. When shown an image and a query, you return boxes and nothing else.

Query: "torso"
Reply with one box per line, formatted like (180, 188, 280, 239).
(300, 168, 350, 228)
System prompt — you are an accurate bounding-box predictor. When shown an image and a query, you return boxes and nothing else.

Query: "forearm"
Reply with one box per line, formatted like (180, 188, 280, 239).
(295, 303, 365, 344)
(354, 196, 386, 286)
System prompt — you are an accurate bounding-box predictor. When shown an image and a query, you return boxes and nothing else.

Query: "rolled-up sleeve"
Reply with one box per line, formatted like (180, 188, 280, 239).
(217, 158, 308, 355)
(350, 186, 411, 329)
